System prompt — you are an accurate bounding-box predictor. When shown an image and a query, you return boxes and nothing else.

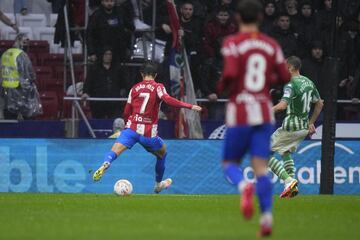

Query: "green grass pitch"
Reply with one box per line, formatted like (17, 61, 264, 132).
(0, 194, 359, 240)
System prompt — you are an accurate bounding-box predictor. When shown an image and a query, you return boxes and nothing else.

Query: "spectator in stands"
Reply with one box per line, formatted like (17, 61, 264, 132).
(337, 21, 359, 100)
(115, 0, 139, 33)
(14, 0, 28, 15)
(351, 63, 360, 106)
(200, 6, 236, 120)
(343, 19, 360, 120)
(87, 0, 134, 63)
(339, 0, 360, 22)
(261, 0, 278, 35)
(129, 0, 150, 30)
(183, 0, 208, 20)
(54, 0, 85, 47)
(342, 68, 360, 120)
(296, 1, 317, 58)
(0, 34, 42, 120)
(108, 117, 125, 138)
(270, 12, 298, 57)
(178, 1, 203, 93)
(301, 41, 326, 97)
(284, 0, 300, 34)
(200, 6, 237, 101)
(0, 9, 19, 33)
(81, 47, 127, 119)
(217, 0, 237, 11)
(47, 0, 63, 14)
(274, 0, 285, 12)
(315, 0, 336, 36)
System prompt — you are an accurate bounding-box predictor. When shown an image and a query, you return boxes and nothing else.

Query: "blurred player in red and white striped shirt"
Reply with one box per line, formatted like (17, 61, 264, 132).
(93, 62, 202, 193)
(217, 0, 290, 237)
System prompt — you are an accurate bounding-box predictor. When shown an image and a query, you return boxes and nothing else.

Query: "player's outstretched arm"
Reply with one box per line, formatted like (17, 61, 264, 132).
(162, 94, 202, 112)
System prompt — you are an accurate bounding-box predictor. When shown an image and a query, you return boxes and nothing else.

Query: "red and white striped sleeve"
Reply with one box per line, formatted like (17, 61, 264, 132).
(156, 84, 193, 109)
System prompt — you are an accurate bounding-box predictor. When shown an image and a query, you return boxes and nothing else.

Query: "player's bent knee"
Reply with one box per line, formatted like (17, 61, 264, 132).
(153, 145, 167, 159)
(111, 142, 128, 156)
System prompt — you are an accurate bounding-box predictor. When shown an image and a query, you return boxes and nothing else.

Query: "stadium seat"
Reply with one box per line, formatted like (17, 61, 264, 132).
(38, 53, 64, 66)
(1, 26, 33, 40)
(38, 91, 59, 119)
(27, 53, 38, 66)
(17, 14, 47, 28)
(34, 66, 52, 82)
(29, 40, 50, 54)
(50, 43, 61, 53)
(73, 54, 84, 62)
(0, 40, 14, 52)
(54, 65, 84, 82)
(37, 77, 62, 91)
(32, 27, 55, 43)
(57, 41, 83, 54)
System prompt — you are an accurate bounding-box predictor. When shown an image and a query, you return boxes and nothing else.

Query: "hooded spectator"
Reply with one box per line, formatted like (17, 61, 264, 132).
(270, 12, 298, 57)
(301, 41, 326, 96)
(261, 0, 278, 35)
(297, 1, 318, 57)
(82, 47, 128, 119)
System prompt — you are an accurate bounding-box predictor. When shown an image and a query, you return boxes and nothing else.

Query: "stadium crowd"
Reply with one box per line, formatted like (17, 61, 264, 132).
(0, 0, 360, 121)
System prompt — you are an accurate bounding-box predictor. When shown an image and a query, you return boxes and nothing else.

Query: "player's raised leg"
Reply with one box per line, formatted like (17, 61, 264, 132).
(93, 142, 127, 181)
(93, 142, 128, 181)
(93, 128, 137, 181)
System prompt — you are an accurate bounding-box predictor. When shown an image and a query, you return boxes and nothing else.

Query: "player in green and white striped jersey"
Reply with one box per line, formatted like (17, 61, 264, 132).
(269, 56, 323, 198)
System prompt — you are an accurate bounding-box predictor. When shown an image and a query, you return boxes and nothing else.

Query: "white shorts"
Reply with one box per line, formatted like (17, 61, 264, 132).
(271, 128, 308, 155)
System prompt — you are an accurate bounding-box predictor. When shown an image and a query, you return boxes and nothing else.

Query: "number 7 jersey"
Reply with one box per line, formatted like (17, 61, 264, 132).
(123, 80, 193, 137)
(218, 32, 291, 126)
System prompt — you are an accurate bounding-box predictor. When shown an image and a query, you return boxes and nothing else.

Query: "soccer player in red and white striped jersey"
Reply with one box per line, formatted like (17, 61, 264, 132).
(123, 74, 192, 137)
(217, 0, 290, 237)
(93, 62, 202, 193)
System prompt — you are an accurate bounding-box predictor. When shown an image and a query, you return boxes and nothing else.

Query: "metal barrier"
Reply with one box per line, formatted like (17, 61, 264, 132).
(64, 97, 359, 104)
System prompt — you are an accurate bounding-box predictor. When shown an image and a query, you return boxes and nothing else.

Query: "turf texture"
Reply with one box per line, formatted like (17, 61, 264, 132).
(0, 194, 358, 240)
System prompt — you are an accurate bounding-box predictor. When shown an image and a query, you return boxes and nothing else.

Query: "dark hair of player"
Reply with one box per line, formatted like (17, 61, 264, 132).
(140, 61, 158, 77)
(287, 56, 302, 70)
(236, 0, 263, 24)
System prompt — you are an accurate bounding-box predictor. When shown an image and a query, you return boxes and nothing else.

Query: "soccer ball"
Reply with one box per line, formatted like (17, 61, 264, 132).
(114, 179, 133, 196)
